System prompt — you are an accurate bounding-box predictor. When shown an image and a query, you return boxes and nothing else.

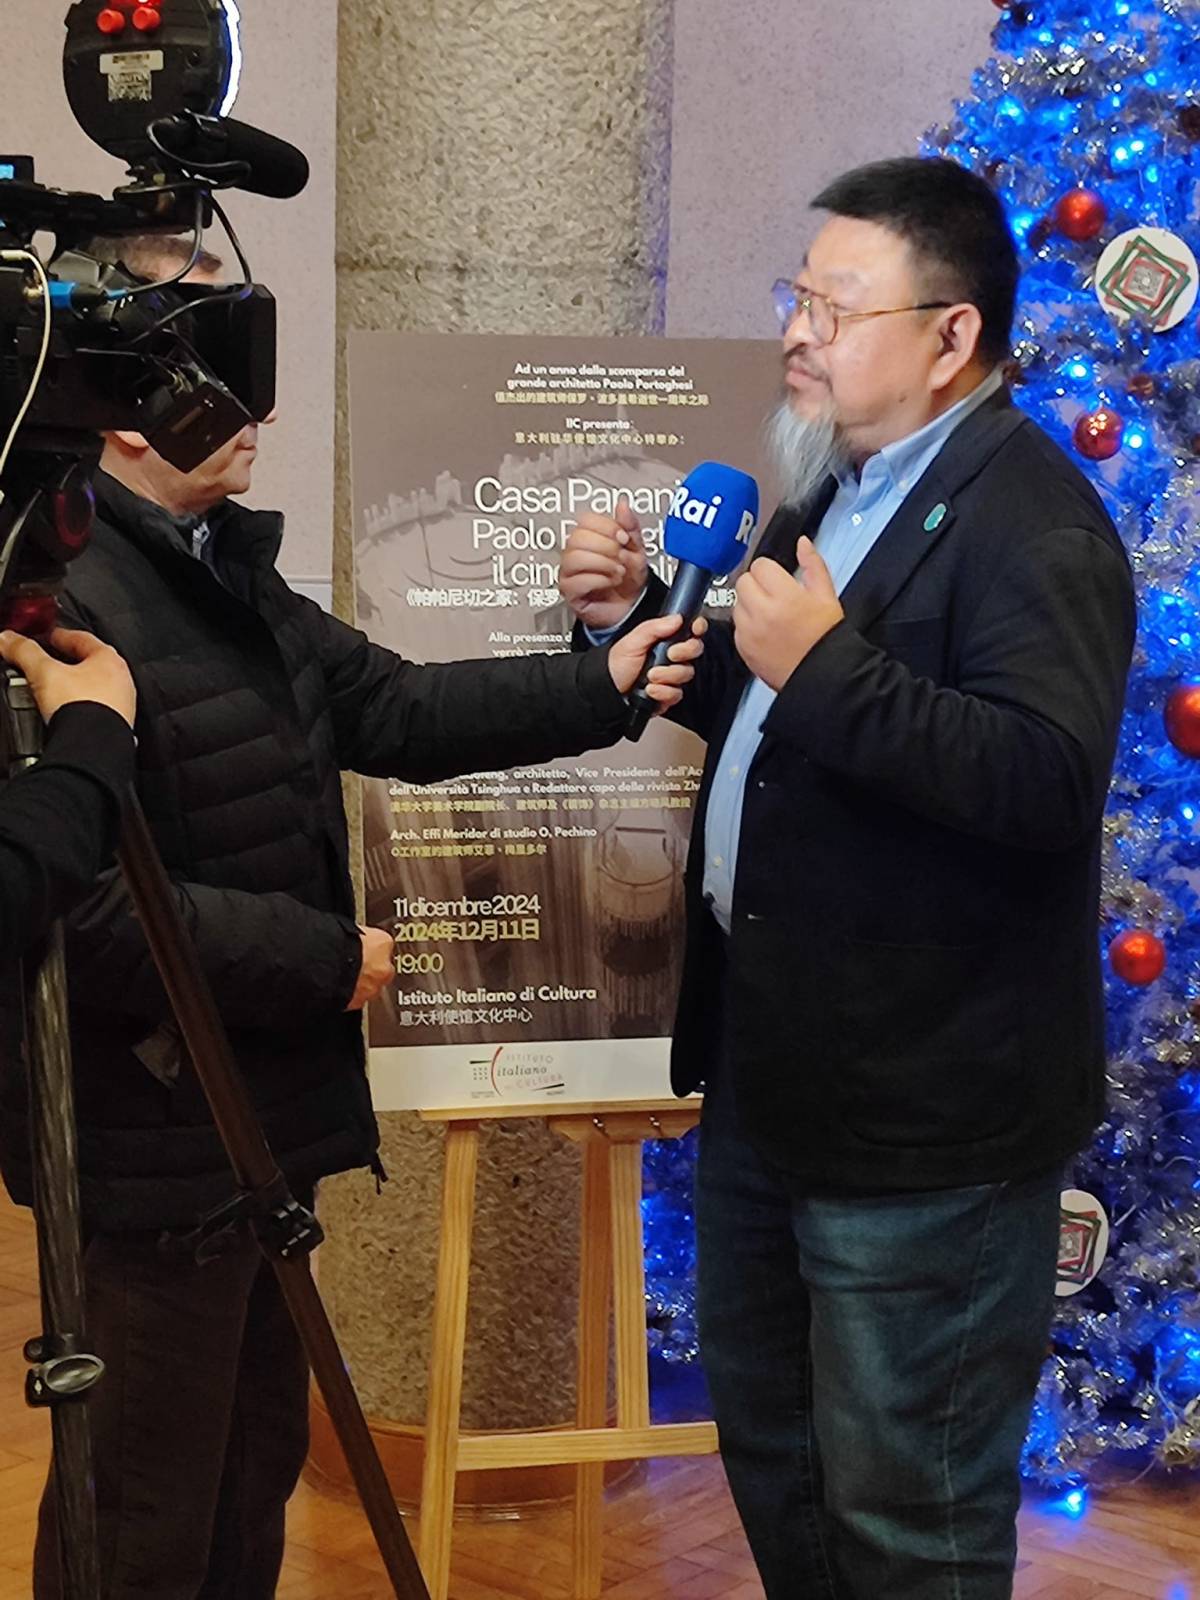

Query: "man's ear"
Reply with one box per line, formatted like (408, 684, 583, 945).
(929, 303, 984, 395)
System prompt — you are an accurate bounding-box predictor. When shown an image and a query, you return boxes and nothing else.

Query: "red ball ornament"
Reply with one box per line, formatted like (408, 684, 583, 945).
(1165, 684, 1200, 758)
(1109, 930, 1167, 986)
(1073, 407, 1124, 461)
(1054, 189, 1108, 242)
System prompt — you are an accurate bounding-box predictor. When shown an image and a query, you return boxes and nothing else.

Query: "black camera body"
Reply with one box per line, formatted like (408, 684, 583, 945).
(0, 0, 295, 629)
(0, 242, 276, 469)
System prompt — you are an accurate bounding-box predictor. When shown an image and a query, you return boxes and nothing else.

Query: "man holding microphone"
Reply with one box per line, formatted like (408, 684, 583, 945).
(3, 233, 704, 1600)
(561, 157, 1135, 1599)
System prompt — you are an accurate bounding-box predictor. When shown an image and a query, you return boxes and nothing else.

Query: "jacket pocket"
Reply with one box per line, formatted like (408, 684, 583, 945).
(835, 937, 1025, 1148)
(869, 617, 947, 682)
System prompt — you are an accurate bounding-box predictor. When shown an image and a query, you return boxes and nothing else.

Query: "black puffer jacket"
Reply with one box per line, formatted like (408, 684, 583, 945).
(0, 473, 627, 1229)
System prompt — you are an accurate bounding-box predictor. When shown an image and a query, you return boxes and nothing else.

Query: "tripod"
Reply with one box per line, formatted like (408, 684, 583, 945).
(4, 669, 431, 1600)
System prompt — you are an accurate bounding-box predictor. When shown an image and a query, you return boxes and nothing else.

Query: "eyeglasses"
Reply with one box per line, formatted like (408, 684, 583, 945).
(771, 279, 953, 345)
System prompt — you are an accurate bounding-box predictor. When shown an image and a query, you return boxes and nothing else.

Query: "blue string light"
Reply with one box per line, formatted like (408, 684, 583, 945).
(1051, 1484, 1089, 1519)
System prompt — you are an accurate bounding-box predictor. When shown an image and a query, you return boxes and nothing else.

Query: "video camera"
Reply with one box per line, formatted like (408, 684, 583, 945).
(0, 0, 307, 635)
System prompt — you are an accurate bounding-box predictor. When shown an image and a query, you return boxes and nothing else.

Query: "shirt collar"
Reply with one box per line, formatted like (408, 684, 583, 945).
(836, 366, 1006, 492)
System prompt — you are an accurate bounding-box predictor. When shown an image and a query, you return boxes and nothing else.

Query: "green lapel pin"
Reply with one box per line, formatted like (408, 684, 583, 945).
(923, 502, 948, 533)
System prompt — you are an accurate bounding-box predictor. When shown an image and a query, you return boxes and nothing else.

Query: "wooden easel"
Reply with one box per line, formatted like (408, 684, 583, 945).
(416, 1099, 717, 1600)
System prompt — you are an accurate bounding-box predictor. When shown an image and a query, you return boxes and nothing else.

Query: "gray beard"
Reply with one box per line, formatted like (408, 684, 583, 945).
(764, 398, 845, 510)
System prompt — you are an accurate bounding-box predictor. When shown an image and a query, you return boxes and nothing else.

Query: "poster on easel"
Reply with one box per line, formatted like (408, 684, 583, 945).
(348, 332, 778, 1110)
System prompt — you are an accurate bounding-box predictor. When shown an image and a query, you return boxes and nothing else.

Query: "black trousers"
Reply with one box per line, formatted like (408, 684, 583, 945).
(34, 1223, 310, 1600)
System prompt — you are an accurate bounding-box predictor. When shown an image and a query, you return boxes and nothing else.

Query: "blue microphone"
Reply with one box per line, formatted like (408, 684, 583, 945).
(624, 461, 758, 741)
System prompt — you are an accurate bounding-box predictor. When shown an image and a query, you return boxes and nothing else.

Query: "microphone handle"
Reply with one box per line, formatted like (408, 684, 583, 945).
(623, 562, 713, 742)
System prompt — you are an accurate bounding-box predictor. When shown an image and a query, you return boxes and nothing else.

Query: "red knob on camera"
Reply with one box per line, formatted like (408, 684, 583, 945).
(0, 593, 60, 640)
(132, 6, 162, 30)
(97, 8, 127, 33)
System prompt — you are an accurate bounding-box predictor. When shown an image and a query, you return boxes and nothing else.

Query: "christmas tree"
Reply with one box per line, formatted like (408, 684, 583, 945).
(925, 0, 1200, 1492)
(644, 0, 1200, 1495)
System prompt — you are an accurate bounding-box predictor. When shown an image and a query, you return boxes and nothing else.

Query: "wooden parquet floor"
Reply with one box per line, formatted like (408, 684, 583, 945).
(2, 1191, 1199, 1599)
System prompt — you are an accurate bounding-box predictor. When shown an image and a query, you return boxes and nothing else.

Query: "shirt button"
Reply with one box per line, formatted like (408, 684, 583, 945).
(712, 856, 724, 868)
(729, 765, 740, 777)
(851, 513, 863, 527)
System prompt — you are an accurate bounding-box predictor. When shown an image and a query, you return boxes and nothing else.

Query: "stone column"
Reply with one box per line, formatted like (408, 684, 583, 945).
(314, 0, 673, 1502)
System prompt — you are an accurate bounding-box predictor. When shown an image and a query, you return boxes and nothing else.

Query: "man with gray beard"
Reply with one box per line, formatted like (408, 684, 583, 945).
(560, 157, 1135, 1600)
(762, 391, 845, 512)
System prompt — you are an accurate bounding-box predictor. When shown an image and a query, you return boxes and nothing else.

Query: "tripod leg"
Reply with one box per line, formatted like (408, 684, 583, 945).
(271, 1255, 429, 1597)
(26, 925, 102, 1600)
(4, 668, 104, 1600)
(114, 794, 429, 1599)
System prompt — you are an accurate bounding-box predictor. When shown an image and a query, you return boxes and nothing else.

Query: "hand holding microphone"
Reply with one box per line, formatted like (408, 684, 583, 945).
(621, 462, 759, 740)
(605, 612, 707, 715)
(560, 492, 709, 725)
(561, 462, 758, 738)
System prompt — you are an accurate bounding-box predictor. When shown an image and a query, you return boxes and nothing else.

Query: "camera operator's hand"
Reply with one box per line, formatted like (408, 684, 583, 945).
(0, 627, 137, 729)
(346, 925, 397, 1011)
(560, 496, 650, 629)
(607, 614, 707, 715)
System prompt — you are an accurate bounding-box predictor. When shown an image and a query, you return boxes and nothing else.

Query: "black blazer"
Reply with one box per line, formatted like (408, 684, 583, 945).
(618, 390, 1136, 1190)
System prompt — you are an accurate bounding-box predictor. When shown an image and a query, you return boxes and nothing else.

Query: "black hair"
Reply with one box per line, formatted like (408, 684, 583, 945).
(811, 157, 1018, 366)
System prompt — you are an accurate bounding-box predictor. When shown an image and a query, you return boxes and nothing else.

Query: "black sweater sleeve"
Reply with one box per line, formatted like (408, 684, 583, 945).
(0, 702, 135, 964)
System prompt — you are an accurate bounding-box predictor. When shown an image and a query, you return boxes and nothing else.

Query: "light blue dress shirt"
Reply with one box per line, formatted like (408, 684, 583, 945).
(702, 369, 1003, 932)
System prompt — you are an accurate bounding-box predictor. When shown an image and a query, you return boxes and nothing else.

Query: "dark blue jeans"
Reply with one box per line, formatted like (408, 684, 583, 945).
(696, 1069, 1061, 1600)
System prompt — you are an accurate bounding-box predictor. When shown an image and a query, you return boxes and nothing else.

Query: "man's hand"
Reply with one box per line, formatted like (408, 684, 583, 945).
(346, 926, 396, 1012)
(607, 613, 707, 714)
(732, 536, 844, 691)
(0, 627, 137, 729)
(559, 496, 650, 629)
